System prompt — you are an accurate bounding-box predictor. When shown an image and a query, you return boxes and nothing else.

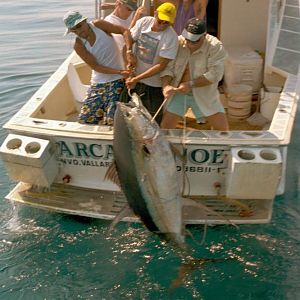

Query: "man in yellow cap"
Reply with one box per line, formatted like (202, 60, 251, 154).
(122, 2, 178, 123)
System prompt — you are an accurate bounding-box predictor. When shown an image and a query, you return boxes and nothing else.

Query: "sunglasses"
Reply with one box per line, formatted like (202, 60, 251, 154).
(157, 18, 170, 25)
(70, 22, 84, 32)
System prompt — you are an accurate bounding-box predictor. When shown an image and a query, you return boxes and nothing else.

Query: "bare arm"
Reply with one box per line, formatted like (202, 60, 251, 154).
(126, 57, 171, 89)
(122, 34, 136, 71)
(134, 57, 171, 81)
(93, 19, 125, 34)
(93, 19, 131, 50)
(74, 38, 129, 76)
(194, 0, 208, 20)
(161, 75, 177, 99)
(129, 6, 147, 29)
(93, 19, 134, 67)
(161, 75, 173, 88)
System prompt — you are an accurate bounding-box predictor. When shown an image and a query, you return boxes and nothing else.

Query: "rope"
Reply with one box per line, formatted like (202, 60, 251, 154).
(127, 88, 132, 98)
(181, 95, 190, 196)
(151, 97, 169, 123)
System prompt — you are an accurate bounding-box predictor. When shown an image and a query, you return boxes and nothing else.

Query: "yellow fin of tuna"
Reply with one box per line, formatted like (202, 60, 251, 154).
(104, 161, 121, 188)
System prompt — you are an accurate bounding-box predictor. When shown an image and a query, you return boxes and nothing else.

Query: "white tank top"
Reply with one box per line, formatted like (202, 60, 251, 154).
(81, 22, 123, 84)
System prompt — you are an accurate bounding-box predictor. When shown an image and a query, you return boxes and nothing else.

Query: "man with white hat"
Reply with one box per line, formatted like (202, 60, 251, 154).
(104, 0, 147, 54)
(160, 17, 229, 130)
(63, 11, 131, 125)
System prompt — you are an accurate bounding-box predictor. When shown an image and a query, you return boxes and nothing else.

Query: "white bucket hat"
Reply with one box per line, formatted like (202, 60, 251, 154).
(63, 11, 87, 35)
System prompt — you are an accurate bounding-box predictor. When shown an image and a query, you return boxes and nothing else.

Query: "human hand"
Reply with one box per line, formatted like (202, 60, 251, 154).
(126, 63, 136, 75)
(135, 6, 147, 17)
(126, 52, 137, 69)
(163, 85, 177, 99)
(119, 70, 131, 78)
(126, 76, 138, 89)
(175, 82, 191, 94)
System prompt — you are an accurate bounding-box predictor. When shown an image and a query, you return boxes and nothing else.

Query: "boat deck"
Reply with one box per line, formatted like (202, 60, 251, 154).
(177, 116, 266, 131)
(7, 182, 273, 225)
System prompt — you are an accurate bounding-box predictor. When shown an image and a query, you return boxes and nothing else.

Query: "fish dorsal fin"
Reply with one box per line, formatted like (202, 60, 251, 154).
(104, 161, 121, 188)
(182, 197, 238, 228)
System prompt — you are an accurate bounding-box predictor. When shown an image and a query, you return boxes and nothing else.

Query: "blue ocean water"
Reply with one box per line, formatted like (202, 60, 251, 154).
(1, 1, 300, 299)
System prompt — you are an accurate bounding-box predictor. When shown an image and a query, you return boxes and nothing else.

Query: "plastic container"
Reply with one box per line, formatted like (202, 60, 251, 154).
(260, 86, 281, 121)
(224, 46, 263, 92)
(226, 84, 253, 120)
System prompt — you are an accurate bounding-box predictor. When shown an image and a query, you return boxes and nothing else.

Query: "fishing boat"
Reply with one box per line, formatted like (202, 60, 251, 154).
(1, 0, 299, 225)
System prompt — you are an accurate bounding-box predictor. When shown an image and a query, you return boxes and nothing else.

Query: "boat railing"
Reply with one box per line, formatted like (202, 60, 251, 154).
(95, 0, 100, 19)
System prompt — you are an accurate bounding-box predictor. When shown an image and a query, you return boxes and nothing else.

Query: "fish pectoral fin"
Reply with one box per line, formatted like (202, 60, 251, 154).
(104, 161, 121, 188)
(182, 197, 238, 228)
(169, 143, 186, 163)
(107, 204, 132, 234)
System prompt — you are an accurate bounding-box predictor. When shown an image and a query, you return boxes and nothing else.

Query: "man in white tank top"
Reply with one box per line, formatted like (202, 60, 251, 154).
(63, 11, 131, 125)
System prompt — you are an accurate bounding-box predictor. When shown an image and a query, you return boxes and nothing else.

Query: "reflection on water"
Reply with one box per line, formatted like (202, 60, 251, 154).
(1, 204, 300, 299)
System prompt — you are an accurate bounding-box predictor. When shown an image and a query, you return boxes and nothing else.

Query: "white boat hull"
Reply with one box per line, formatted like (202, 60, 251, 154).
(7, 182, 274, 225)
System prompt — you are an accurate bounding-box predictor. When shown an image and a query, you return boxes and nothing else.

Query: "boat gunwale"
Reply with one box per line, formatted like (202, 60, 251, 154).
(3, 44, 299, 146)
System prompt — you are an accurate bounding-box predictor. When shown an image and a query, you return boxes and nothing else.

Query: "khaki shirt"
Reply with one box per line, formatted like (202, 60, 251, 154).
(161, 34, 227, 116)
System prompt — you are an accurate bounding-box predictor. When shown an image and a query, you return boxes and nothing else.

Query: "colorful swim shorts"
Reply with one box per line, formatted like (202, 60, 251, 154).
(78, 78, 124, 125)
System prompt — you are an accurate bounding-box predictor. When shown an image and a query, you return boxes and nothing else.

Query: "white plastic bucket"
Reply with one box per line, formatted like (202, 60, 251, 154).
(226, 84, 253, 120)
(228, 99, 252, 109)
(227, 106, 251, 117)
(226, 84, 253, 98)
(228, 113, 251, 122)
(260, 86, 281, 121)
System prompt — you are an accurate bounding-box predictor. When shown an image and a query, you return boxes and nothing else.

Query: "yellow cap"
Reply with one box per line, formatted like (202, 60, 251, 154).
(156, 2, 176, 24)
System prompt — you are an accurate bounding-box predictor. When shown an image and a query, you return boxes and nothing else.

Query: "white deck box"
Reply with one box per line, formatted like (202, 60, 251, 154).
(0, 134, 58, 187)
(226, 147, 282, 199)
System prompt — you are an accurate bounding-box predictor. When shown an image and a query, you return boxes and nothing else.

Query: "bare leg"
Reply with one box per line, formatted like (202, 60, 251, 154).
(206, 112, 229, 131)
(160, 111, 182, 129)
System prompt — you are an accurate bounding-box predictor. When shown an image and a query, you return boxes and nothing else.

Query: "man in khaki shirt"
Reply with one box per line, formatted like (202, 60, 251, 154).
(160, 17, 229, 130)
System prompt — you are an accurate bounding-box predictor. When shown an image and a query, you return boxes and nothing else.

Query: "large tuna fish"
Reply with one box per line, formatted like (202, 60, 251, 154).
(111, 93, 184, 244)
